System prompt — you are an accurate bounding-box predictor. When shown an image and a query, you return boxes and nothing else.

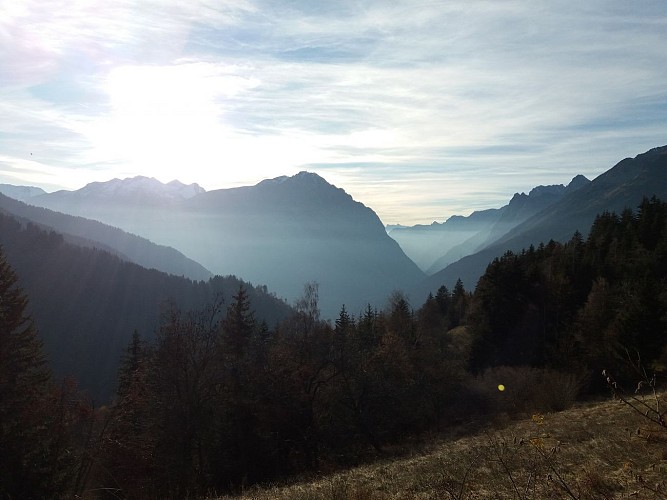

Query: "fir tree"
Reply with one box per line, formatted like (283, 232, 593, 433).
(222, 285, 256, 357)
(0, 246, 68, 498)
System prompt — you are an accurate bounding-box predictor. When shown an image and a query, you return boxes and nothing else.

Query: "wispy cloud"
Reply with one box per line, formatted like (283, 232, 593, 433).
(1, 0, 665, 223)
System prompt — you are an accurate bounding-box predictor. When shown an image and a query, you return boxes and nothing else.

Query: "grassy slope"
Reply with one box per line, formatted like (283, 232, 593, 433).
(222, 393, 667, 499)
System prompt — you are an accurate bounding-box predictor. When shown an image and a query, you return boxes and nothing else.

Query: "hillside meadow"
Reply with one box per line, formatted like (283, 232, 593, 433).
(222, 391, 667, 499)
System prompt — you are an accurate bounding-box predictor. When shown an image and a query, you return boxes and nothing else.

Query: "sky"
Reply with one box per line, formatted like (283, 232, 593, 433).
(1, 1, 666, 226)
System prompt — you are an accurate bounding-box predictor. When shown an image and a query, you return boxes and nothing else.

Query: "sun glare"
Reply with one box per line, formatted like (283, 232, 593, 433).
(95, 64, 225, 181)
(86, 63, 331, 187)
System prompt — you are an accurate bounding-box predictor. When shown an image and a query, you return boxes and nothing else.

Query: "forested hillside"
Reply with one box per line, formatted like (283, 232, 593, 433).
(0, 213, 292, 401)
(420, 145, 667, 295)
(1, 197, 665, 498)
(0, 193, 213, 281)
(94, 196, 665, 497)
(467, 196, 667, 382)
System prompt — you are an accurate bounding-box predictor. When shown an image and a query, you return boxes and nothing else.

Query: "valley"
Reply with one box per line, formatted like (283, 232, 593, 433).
(0, 145, 665, 498)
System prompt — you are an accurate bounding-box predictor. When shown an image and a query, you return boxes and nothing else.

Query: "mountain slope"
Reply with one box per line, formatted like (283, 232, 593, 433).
(389, 176, 590, 274)
(387, 208, 502, 273)
(0, 212, 292, 402)
(0, 193, 213, 281)
(417, 145, 667, 297)
(32, 172, 426, 317)
(0, 183, 46, 200)
(176, 172, 426, 313)
(232, 394, 666, 499)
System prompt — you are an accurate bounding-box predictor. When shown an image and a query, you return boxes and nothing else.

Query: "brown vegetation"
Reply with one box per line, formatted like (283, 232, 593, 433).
(223, 392, 667, 499)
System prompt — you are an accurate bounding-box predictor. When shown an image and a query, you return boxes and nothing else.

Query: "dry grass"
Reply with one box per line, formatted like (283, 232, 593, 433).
(217, 392, 667, 499)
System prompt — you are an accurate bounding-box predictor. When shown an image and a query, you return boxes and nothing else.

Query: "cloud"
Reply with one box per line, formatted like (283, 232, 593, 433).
(0, 0, 666, 224)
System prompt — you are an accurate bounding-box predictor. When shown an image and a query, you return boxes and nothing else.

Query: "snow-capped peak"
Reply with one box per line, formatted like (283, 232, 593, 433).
(77, 176, 205, 201)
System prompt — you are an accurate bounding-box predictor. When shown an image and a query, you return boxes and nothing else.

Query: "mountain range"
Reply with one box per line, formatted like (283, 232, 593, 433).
(387, 174, 591, 274)
(0, 145, 664, 401)
(27, 172, 425, 318)
(39, 176, 206, 206)
(3, 145, 665, 320)
(414, 145, 667, 298)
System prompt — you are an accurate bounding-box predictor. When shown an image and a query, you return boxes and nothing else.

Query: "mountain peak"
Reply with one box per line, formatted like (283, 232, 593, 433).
(511, 175, 591, 201)
(260, 175, 289, 186)
(293, 171, 327, 183)
(76, 176, 205, 202)
(0, 183, 47, 201)
(567, 174, 590, 192)
(510, 192, 529, 202)
(527, 184, 566, 198)
(256, 171, 349, 202)
(640, 145, 667, 157)
(257, 171, 328, 189)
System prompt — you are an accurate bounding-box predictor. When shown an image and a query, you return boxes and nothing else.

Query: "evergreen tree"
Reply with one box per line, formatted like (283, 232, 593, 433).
(222, 285, 256, 357)
(116, 329, 147, 398)
(449, 278, 469, 328)
(0, 246, 70, 498)
(103, 330, 157, 498)
(333, 304, 353, 361)
(386, 291, 414, 343)
(435, 285, 451, 317)
(358, 304, 381, 349)
(334, 304, 353, 334)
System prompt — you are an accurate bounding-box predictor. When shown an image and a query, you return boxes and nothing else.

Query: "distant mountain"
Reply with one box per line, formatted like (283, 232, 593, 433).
(389, 175, 590, 274)
(36, 175, 205, 209)
(416, 145, 667, 298)
(0, 193, 212, 281)
(387, 209, 501, 273)
(472, 175, 590, 251)
(0, 183, 46, 200)
(0, 211, 292, 402)
(30, 172, 425, 317)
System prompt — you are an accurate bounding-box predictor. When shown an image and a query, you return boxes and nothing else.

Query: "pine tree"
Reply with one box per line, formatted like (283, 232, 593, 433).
(334, 304, 353, 350)
(358, 304, 380, 348)
(0, 246, 67, 498)
(435, 285, 450, 317)
(103, 330, 157, 498)
(449, 278, 468, 328)
(222, 285, 256, 357)
(116, 330, 147, 398)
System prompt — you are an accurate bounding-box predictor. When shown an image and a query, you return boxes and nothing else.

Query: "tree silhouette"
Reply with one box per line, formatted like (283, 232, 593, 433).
(222, 285, 255, 357)
(0, 246, 71, 498)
